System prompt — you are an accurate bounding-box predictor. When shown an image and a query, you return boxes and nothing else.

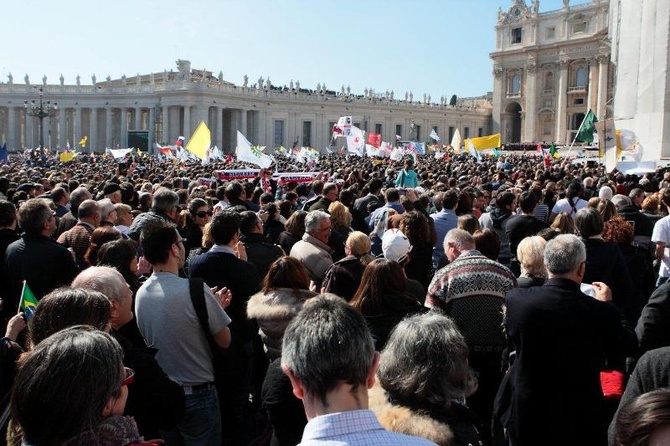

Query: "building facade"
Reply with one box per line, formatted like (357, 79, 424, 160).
(0, 60, 492, 154)
(491, 0, 612, 145)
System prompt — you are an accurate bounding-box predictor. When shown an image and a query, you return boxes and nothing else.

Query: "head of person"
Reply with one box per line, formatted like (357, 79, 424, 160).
(97, 198, 117, 224)
(613, 388, 670, 446)
(544, 234, 586, 281)
(77, 199, 102, 225)
(517, 236, 548, 278)
(443, 228, 476, 262)
(550, 211, 575, 234)
(140, 221, 183, 267)
(518, 191, 537, 214)
(69, 187, 93, 216)
(350, 258, 407, 314)
(378, 313, 477, 410)
(322, 182, 339, 202)
(0, 200, 17, 229)
(602, 216, 634, 248)
(85, 226, 123, 267)
(285, 210, 307, 238)
(113, 203, 133, 227)
(457, 214, 480, 234)
(345, 231, 374, 265)
(12, 326, 129, 446)
(50, 186, 68, 206)
(224, 181, 245, 202)
(103, 182, 122, 203)
(72, 266, 134, 331)
(495, 191, 516, 213)
(18, 198, 55, 236)
(305, 210, 331, 244)
(381, 228, 412, 266)
(642, 194, 660, 215)
(187, 197, 211, 228)
(281, 294, 377, 409)
(399, 211, 434, 249)
(566, 181, 584, 200)
(611, 194, 632, 211)
(404, 159, 414, 170)
(328, 201, 352, 230)
(575, 207, 604, 238)
(96, 239, 139, 278)
(629, 188, 645, 207)
(210, 210, 242, 246)
(262, 256, 311, 297)
(368, 178, 383, 195)
(151, 187, 180, 222)
(384, 188, 400, 203)
(29, 287, 112, 347)
(473, 228, 501, 261)
(597, 198, 617, 222)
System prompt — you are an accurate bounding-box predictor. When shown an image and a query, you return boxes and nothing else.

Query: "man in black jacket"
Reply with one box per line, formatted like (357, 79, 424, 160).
(73, 266, 185, 439)
(239, 210, 284, 279)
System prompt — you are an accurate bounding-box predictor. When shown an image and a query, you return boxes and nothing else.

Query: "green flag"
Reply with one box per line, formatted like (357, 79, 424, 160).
(549, 142, 559, 159)
(19, 281, 39, 320)
(577, 110, 597, 143)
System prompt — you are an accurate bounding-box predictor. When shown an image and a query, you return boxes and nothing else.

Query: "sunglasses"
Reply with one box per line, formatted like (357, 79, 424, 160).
(195, 210, 213, 218)
(121, 367, 135, 387)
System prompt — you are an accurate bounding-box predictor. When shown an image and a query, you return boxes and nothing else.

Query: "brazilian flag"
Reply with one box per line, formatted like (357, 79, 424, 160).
(19, 281, 39, 320)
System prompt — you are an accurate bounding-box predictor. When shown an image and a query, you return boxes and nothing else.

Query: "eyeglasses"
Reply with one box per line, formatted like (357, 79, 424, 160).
(317, 226, 332, 232)
(121, 367, 135, 387)
(195, 210, 213, 218)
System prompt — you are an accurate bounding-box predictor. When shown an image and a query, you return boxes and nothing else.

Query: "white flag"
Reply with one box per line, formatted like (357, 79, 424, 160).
(451, 129, 462, 155)
(390, 146, 404, 161)
(236, 131, 274, 169)
(337, 116, 353, 137)
(430, 128, 441, 141)
(346, 126, 365, 156)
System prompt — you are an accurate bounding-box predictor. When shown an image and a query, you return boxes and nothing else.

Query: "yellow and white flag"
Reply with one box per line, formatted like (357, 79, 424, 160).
(186, 121, 211, 160)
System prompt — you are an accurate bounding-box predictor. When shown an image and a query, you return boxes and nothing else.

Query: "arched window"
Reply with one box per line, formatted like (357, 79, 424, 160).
(575, 67, 587, 87)
(544, 72, 554, 92)
(510, 74, 521, 94)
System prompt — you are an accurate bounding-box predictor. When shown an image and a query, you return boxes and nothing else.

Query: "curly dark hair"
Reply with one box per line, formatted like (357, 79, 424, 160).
(398, 211, 435, 248)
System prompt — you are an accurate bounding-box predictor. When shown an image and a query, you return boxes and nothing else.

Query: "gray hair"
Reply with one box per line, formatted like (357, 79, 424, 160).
(575, 207, 603, 238)
(151, 187, 179, 214)
(611, 194, 632, 209)
(443, 228, 475, 253)
(304, 210, 330, 233)
(18, 198, 52, 235)
(544, 234, 586, 275)
(517, 236, 547, 278)
(281, 293, 375, 406)
(97, 198, 115, 218)
(71, 266, 129, 303)
(378, 313, 477, 408)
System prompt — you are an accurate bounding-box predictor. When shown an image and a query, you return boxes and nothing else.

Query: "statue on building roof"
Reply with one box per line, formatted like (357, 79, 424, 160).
(267, 77, 272, 88)
(295, 80, 300, 90)
(218, 71, 223, 82)
(290, 79, 294, 90)
(42, 75, 47, 86)
(92, 73, 96, 85)
(121, 74, 127, 86)
(244, 74, 249, 87)
(258, 76, 264, 89)
(317, 83, 321, 92)
(346, 85, 350, 95)
(364, 88, 368, 97)
(7, 72, 12, 85)
(498, 7, 505, 22)
(24, 74, 29, 85)
(532, 0, 540, 14)
(563, 0, 569, 8)
(390, 90, 394, 100)
(409, 92, 413, 102)
(76, 75, 81, 86)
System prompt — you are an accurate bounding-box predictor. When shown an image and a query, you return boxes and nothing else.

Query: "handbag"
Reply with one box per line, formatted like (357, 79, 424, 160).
(600, 369, 625, 400)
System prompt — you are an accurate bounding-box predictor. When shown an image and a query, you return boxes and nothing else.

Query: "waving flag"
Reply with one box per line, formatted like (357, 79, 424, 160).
(576, 109, 597, 143)
(429, 128, 441, 142)
(336, 116, 353, 137)
(470, 133, 501, 151)
(79, 136, 88, 148)
(451, 129, 462, 155)
(185, 121, 211, 160)
(19, 281, 38, 320)
(0, 142, 7, 164)
(367, 133, 381, 148)
(236, 131, 274, 168)
(346, 126, 365, 156)
(175, 135, 185, 147)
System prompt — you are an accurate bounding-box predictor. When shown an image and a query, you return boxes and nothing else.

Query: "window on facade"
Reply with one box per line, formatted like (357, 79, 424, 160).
(478, 128, 483, 137)
(274, 120, 284, 147)
(544, 72, 554, 92)
(396, 124, 402, 138)
(510, 74, 521, 94)
(375, 123, 382, 135)
(573, 21, 587, 33)
(575, 67, 587, 87)
(415, 125, 421, 141)
(464, 127, 470, 139)
(545, 27, 555, 39)
(302, 121, 312, 147)
(448, 126, 455, 142)
(512, 28, 522, 44)
(574, 98, 584, 105)
(541, 115, 553, 136)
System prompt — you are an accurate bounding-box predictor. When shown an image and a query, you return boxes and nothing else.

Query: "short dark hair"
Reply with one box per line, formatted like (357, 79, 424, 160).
(210, 210, 241, 245)
(224, 181, 244, 201)
(441, 190, 459, 210)
(0, 200, 17, 227)
(239, 210, 261, 235)
(368, 179, 383, 194)
(385, 188, 400, 202)
(518, 191, 537, 214)
(140, 221, 179, 265)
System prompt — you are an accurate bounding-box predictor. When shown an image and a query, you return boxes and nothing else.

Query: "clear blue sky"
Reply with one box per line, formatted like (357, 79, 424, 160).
(2, 0, 587, 99)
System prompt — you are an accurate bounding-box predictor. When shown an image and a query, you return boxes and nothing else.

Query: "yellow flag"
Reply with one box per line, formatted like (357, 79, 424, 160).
(186, 121, 211, 160)
(469, 133, 501, 151)
(60, 152, 76, 163)
(79, 136, 88, 147)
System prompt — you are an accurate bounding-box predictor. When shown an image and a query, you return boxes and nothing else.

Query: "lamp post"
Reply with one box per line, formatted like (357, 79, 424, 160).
(24, 87, 57, 149)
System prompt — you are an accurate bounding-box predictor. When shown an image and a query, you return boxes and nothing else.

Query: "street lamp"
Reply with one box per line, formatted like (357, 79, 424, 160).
(24, 87, 58, 149)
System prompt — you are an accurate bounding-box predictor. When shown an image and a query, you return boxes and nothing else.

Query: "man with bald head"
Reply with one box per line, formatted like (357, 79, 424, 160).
(73, 266, 185, 439)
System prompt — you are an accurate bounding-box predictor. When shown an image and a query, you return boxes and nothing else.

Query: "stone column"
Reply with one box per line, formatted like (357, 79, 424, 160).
(25, 109, 34, 149)
(524, 63, 538, 142)
(596, 57, 609, 119)
(74, 107, 82, 149)
(7, 107, 16, 150)
(105, 108, 113, 148)
(90, 108, 98, 153)
(60, 109, 68, 149)
(587, 58, 599, 112)
(556, 60, 569, 144)
(240, 109, 247, 136)
(216, 107, 223, 147)
(120, 107, 127, 147)
(161, 106, 169, 143)
(183, 105, 191, 137)
(135, 107, 142, 130)
(492, 66, 505, 135)
(148, 106, 155, 153)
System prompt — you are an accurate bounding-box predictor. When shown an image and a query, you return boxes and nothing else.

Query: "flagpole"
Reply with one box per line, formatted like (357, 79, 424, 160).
(17, 280, 26, 314)
(565, 110, 590, 157)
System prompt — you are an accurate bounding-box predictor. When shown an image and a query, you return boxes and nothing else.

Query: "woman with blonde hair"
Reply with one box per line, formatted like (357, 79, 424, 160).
(550, 211, 575, 234)
(516, 236, 547, 287)
(322, 231, 374, 301)
(327, 201, 353, 261)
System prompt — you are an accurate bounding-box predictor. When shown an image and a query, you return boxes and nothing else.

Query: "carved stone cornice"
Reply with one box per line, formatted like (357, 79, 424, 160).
(526, 63, 538, 73)
(493, 66, 505, 78)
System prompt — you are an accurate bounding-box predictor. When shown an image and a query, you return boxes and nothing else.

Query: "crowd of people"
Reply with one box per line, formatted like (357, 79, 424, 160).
(2, 148, 670, 445)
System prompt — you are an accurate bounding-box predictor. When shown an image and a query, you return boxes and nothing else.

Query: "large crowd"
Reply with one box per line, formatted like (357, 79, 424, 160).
(2, 149, 670, 446)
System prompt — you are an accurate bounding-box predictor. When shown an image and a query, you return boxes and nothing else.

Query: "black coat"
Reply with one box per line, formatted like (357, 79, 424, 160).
(322, 255, 367, 301)
(240, 233, 285, 280)
(636, 281, 670, 353)
(112, 320, 185, 439)
(499, 279, 637, 446)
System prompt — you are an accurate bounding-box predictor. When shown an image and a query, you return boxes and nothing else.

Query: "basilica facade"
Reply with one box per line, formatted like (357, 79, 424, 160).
(490, 0, 611, 145)
(0, 60, 492, 154)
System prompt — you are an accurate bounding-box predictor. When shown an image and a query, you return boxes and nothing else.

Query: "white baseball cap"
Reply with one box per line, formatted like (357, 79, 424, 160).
(382, 229, 412, 263)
